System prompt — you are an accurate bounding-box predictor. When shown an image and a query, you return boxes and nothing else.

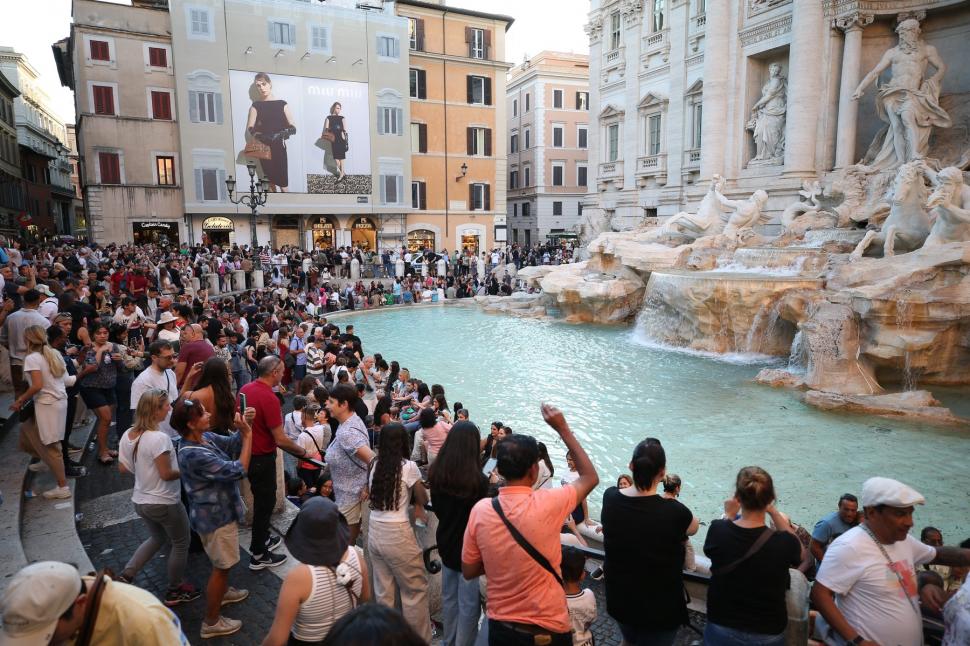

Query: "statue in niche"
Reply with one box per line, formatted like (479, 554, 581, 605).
(853, 19, 951, 171)
(923, 166, 970, 246)
(746, 62, 787, 166)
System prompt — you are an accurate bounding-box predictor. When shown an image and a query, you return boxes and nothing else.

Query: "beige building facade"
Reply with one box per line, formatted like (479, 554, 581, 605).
(506, 51, 589, 246)
(170, 0, 412, 251)
(55, 0, 183, 245)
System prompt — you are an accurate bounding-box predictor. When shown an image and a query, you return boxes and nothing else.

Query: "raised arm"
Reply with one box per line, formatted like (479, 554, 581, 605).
(541, 404, 598, 502)
(853, 49, 893, 100)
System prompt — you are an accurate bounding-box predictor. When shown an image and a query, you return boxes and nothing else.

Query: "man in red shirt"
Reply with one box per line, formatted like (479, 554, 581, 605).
(129, 268, 149, 299)
(462, 404, 599, 645)
(238, 355, 310, 570)
(175, 324, 214, 390)
(109, 266, 133, 297)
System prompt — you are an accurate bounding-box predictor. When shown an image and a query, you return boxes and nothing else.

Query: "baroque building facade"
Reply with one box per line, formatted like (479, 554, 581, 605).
(583, 0, 970, 233)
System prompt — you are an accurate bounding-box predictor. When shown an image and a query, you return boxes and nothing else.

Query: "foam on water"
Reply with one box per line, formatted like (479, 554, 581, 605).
(629, 326, 783, 366)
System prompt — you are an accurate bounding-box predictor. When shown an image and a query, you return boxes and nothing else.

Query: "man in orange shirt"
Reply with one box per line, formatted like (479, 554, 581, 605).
(462, 404, 599, 645)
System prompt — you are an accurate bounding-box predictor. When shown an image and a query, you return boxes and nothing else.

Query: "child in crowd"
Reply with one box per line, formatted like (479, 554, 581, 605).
(296, 404, 331, 489)
(562, 546, 596, 646)
(285, 474, 312, 507)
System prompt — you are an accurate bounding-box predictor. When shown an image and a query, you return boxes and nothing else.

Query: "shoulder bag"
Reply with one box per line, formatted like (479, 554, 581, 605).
(712, 526, 775, 576)
(243, 139, 272, 161)
(75, 570, 112, 646)
(491, 496, 563, 587)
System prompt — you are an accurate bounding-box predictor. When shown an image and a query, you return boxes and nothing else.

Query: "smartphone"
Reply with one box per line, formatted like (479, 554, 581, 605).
(481, 458, 497, 476)
(239, 393, 247, 415)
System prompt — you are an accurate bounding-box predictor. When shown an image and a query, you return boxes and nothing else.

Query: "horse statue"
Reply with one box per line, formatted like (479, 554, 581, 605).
(850, 161, 932, 260)
(649, 174, 730, 242)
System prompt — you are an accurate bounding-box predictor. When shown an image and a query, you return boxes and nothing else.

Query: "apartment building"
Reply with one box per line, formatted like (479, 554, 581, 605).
(54, 0, 182, 245)
(0, 48, 75, 239)
(169, 0, 411, 250)
(0, 71, 24, 238)
(506, 51, 589, 247)
(65, 124, 86, 238)
(396, 0, 513, 254)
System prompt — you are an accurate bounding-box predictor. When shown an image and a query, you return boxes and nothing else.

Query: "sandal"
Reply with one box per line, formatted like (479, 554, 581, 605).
(98, 455, 115, 465)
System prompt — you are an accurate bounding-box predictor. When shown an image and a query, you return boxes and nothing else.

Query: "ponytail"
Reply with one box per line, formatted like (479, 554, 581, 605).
(630, 438, 666, 490)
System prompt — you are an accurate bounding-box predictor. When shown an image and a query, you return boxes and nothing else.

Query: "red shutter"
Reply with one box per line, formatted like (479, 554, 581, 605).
(469, 184, 474, 211)
(466, 127, 474, 156)
(99, 152, 120, 184)
(484, 30, 492, 59)
(148, 47, 167, 68)
(93, 86, 114, 115)
(418, 123, 427, 154)
(484, 184, 491, 211)
(484, 128, 492, 157)
(90, 40, 110, 61)
(151, 91, 172, 120)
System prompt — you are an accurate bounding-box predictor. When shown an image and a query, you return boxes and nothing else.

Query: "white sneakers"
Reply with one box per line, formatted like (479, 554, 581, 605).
(200, 615, 242, 639)
(42, 486, 71, 500)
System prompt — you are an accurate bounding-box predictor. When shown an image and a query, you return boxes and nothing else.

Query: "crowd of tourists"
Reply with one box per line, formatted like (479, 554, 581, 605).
(0, 238, 967, 646)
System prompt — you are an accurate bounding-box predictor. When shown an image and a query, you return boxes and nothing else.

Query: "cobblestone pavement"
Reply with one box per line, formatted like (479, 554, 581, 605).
(74, 417, 705, 646)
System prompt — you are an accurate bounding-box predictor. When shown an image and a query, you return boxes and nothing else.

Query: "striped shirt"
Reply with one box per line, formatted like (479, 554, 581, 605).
(291, 547, 363, 642)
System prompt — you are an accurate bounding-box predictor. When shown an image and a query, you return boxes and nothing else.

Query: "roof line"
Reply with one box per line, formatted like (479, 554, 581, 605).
(396, 0, 515, 30)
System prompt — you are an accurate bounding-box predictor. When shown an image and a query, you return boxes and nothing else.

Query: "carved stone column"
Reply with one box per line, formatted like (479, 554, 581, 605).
(699, 0, 730, 179)
(834, 12, 874, 168)
(783, 0, 824, 175)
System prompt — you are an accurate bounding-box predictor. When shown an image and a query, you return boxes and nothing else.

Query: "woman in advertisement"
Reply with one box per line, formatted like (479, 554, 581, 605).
(322, 102, 349, 182)
(246, 72, 296, 192)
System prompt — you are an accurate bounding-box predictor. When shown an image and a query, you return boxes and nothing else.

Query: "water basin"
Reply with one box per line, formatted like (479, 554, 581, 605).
(338, 307, 969, 541)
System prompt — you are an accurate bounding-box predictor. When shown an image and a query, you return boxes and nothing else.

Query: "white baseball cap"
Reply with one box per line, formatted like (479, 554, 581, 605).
(861, 477, 925, 508)
(0, 562, 81, 645)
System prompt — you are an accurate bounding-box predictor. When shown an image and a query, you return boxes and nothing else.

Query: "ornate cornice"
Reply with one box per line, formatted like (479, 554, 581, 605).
(748, 0, 792, 19)
(621, 0, 644, 25)
(833, 11, 874, 31)
(823, 0, 964, 18)
(739, 15, 793, 47)
(584, 12, 604, 44)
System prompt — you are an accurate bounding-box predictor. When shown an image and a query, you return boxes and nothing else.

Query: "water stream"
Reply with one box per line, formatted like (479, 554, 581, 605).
(338, 307, 969, 542)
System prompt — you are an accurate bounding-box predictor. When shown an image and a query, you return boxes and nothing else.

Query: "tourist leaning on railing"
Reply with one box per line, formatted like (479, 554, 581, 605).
(703, 466, 804, 646)
(601, 438, 699, 646)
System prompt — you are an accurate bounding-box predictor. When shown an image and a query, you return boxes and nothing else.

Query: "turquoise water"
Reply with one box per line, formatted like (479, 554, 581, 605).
(338, 306, 970, 542)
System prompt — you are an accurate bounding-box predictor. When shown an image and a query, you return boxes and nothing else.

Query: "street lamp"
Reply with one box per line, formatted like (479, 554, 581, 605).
(455, 162, 468, 183)
(226, 160, 269, 253)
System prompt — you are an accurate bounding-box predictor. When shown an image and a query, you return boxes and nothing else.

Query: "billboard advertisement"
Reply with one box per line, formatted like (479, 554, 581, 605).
(228, 70, 372, 194)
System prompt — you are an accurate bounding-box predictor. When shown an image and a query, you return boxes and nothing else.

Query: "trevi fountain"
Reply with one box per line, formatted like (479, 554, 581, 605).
(480, 10, 970, 427)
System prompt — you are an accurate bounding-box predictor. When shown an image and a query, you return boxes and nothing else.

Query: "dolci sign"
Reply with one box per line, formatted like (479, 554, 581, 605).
(202, 217, 235, 231)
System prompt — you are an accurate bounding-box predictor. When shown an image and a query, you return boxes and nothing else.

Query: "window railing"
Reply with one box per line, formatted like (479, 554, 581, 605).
(599, 162, 622, 178)
(637, 154, 666, 175)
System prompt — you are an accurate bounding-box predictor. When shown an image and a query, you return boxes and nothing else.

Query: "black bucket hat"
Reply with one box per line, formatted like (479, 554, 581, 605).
(285, 497, 350, 567)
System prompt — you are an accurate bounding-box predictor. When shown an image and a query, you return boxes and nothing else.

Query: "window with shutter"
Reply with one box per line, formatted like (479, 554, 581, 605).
(468, 77, 486, 105)
(151, 91, 172, 120)
(576, 92, 589, 110)
(90, 40, 110, 61)
(92, 85, 115, 116)
(553, 164, 564, 186)
(553, 89, 563, 109)
(525, 129, 530, 149)
(269, 21, 295, 46)
(578, 165, 588, 187)
(525, 93, 530, 112)
(553, 126, 564, 148)
(484, 129, 492, 157)
(98, 152, 121, 184)
(469, 28, 485, 59)
(578, 126, 588, 149)
(484, 78, 492, 105)
(148, 47, 167, 68)
(415, 19, 425, 51)
(310, 25, 329, 52)
(411, 181, 419, 209)
(190, 9, 210, 36)
(524, 166, 530, 186)
(553, 201, 563, 216)
(484, 184, 491, 211)
(510, 134, 518, 153)
(201, 168, 219, 201)
(377, 36, 400, 59)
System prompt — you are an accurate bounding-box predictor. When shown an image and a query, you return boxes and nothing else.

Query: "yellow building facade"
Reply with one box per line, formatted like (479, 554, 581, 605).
(396, 0, 512, 255)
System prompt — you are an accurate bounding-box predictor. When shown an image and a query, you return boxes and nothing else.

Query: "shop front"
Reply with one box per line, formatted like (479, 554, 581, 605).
(407, 228, 435, 252)
(310, 215, 338, 249)
(132, 220, 180, 246)
(202, 216, 234, 247)
(350, 216, 377, 251)
(272, 214, 301, 249)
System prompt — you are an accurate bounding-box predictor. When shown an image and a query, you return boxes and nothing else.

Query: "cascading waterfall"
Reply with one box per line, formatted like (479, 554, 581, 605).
(788, 330, 807, 373)
(894, 292, 921, 390)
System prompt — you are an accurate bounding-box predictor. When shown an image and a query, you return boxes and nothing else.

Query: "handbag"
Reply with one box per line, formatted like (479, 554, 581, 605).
(18, 399, 35, 423)
(243, 139, 272, 161)
(322, 131, 336, 143)
(491, 497, 564, 587)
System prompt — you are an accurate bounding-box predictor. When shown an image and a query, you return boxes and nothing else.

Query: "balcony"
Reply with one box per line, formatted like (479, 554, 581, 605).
(637, 153, 666, 177)
(692, 13, 706, 33)
(643, 29, 668, 53)
(598, 161, 623, 180)
(683, 149, 701, 170)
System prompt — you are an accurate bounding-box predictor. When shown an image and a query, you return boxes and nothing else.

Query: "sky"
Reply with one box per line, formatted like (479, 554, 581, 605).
(0, 0, 590, 125)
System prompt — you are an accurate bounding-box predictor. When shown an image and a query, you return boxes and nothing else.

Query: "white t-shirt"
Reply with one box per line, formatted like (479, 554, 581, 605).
(118, 429, 180, 505)
(129, 367, 179, 438)
(368, 459, 421, 523)
(816, 526, 936, 646)
(24, 351, 74, 403)
(566, 589, 596, 646)
(283, 410, 303, 441)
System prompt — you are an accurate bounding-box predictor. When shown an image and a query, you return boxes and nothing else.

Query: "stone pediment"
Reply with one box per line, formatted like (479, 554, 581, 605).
(684, 79, 703, 96)
(638, 92, 668, 110)
(599, 104, 625, 119)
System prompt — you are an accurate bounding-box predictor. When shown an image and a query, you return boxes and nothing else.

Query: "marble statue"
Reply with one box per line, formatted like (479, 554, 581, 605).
(654, 175, 730, 240)
(715, 187, 771, 238)
(746, 63, 787, 166)
(924, 166, 970, 246)
(781, 181, 838, 235)
(853, 18, 951, 171)
(850, 161, 932, 259)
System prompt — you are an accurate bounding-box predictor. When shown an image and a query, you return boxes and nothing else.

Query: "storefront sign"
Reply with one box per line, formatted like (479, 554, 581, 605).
(352, 217, 375, 230)
(202, 216, 235, 232)
(136, 221, 177, 230)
